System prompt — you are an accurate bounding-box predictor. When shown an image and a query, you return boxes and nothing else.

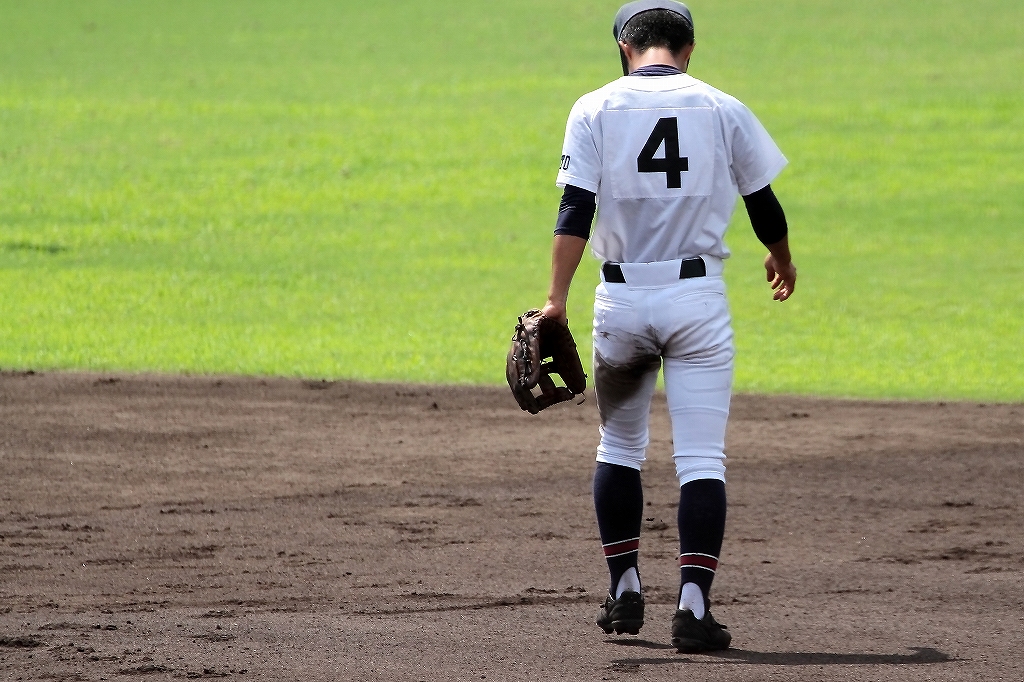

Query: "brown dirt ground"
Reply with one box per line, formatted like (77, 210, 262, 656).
(0, 372, 1022, 681)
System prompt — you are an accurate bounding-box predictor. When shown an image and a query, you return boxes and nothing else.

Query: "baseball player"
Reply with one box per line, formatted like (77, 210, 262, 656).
(539, 1, 796, 652)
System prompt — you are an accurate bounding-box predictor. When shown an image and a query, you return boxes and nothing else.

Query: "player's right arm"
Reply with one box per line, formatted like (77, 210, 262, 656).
(742, 184, 796, 301)
(763, 236, 796, 302)
(722, 91, 796, 302)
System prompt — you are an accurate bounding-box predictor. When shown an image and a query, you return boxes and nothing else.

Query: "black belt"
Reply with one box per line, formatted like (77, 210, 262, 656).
(602, 257, 707, 284)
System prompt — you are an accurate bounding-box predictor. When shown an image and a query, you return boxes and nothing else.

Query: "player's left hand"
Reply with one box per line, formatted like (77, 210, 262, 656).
(541, 300, 569, 325)
(764, 254, 796, 302)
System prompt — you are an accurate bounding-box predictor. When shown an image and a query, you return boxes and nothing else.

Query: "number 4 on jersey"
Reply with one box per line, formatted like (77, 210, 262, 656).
(637, 117, 688, 189)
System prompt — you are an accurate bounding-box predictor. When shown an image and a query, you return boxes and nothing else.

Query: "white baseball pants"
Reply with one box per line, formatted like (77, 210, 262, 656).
(592, 258, 734, 486)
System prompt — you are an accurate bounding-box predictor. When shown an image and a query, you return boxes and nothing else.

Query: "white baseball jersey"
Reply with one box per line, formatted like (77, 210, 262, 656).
(556, 73, 787, 264)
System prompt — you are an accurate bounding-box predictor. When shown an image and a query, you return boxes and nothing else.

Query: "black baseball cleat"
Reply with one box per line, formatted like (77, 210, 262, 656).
(671, 609, 731, 653)
(597, 590, 645, 635)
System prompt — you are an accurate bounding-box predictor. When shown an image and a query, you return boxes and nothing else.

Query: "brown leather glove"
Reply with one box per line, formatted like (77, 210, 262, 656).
(506, 309, 587, 414)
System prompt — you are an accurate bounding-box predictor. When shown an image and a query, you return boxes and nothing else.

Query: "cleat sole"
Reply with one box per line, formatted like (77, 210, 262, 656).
(672, 637, 715, 653)
(610, 619, 643, 636)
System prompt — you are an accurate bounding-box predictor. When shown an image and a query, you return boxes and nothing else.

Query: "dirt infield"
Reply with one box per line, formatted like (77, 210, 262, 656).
(1, 372, 1021, 681)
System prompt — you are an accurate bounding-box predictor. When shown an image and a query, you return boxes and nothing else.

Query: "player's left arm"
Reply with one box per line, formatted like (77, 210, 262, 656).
(542, 235, 589, 324)
(541, 185, 595, 324)
(742, 184, 796, 301)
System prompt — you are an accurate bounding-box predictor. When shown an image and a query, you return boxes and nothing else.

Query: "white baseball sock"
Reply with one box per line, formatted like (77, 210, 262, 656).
(615, 567, 641, 598)
(678, 582, 705, 619)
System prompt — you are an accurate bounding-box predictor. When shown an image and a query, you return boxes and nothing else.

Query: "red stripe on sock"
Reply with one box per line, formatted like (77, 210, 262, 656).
(603, 539, 640, 556)
(678, 553, 718, 571)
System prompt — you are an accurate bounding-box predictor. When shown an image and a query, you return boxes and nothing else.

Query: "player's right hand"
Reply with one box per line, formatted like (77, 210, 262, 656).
(764, 254, 796, 302)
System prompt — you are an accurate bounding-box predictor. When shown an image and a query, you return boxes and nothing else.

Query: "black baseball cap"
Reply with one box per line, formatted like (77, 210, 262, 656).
(612, 1, 694, 41)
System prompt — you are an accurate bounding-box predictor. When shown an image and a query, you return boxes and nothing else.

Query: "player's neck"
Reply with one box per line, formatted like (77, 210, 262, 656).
(625, 46, 692, 74)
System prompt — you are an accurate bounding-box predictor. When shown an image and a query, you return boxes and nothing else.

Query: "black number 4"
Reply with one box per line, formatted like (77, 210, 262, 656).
(637, 117, 688, 188)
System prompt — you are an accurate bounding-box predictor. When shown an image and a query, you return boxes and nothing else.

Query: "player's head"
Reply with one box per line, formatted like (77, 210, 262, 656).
(613, 1, 695, 75)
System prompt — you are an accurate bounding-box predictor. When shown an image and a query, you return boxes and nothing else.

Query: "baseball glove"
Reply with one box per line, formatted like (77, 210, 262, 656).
(506, 309, 587, 414)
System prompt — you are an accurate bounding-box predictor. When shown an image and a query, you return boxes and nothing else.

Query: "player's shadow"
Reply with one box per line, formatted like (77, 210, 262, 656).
(608, 645, 956, 666)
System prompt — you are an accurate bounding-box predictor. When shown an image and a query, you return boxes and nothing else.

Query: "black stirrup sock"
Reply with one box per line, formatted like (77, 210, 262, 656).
(677, 478, 727, 611)
(593, 462, 644, 597)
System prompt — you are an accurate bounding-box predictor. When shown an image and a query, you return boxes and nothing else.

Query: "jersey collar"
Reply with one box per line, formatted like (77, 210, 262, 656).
(629, 64, 683, 77)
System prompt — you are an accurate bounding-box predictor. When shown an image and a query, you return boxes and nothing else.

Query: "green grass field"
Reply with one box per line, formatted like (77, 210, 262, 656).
(1, 0, 1022, 399)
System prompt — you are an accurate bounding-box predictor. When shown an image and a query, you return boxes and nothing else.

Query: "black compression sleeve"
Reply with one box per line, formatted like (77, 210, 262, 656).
(554, 185, 596, 240)
(742, 184, 789, 246)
